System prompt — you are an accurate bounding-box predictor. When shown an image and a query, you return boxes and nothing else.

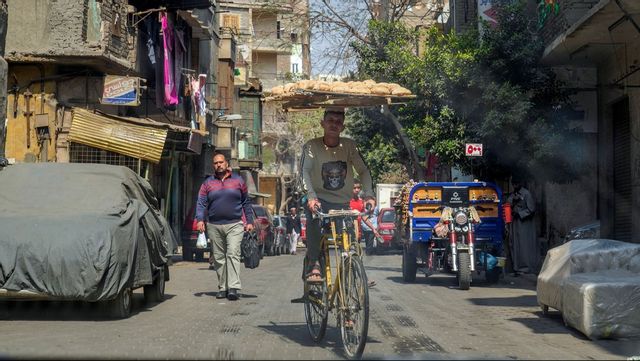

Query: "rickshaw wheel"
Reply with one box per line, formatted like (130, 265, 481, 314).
(457, 252, 471, 290)
(402, 243, 417, 283)
(485, 267, 501, 284)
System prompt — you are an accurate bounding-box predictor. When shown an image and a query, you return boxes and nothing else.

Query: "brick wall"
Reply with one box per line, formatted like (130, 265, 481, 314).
(450, 0, 478, 34)
(101, 0, 135, 63)
(5, 0, 133, 66)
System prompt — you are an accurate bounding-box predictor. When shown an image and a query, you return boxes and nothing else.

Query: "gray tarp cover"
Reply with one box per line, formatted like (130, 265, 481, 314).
(0, 163, 178, 301)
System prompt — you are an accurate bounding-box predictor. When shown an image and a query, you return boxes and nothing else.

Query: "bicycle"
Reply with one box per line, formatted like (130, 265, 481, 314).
(303, 208, 370, 359)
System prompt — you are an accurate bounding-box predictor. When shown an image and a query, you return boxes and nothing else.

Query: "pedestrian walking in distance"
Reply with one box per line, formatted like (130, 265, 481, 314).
(287, 207, 301, 255)
(507, 177, 538, 275)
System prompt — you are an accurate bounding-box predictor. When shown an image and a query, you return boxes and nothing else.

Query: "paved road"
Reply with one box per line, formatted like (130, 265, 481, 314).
(0, 249, 638, 360)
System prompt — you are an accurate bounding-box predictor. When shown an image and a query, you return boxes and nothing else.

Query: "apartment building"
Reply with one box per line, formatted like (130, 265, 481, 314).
(218, 0, 310, 210)
(2, 0, 221, 240)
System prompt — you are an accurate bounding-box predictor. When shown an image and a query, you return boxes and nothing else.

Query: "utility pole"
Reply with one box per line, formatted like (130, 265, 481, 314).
(0, 0, 8, 160)
(381, 105, 425, 181)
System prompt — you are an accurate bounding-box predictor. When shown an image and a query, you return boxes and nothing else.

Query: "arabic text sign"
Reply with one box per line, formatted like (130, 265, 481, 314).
(102, 75, 140, 106)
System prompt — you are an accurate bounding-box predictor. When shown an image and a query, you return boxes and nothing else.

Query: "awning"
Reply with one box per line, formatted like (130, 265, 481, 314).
(69, 108, 204, 163)
(542, 0, 640, 65)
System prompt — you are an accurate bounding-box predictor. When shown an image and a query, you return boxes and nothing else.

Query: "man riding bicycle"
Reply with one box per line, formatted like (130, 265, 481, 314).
(300, 107, 374, 282)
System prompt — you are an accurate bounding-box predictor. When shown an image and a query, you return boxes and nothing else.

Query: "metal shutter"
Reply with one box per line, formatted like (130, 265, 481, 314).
(613, 98, 632, 242)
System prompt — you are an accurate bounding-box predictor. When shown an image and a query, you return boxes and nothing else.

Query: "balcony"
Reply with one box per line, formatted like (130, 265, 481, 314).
(540, 0, 640, 66)
(251, 37, 293, 54)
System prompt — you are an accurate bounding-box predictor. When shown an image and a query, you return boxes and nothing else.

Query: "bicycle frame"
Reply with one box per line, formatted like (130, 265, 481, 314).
(304, 208, 370, 359)
(318, 210, 361, 313)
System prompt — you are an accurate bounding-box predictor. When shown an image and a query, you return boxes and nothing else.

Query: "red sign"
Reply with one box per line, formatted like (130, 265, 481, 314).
(465, 143, 483, 157)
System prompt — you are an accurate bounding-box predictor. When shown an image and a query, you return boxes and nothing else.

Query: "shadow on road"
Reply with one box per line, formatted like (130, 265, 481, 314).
(194, 291, 258, 299)
(257, 321, 346, 356)
(386, 274, 484, 290)
(385, 272, 537, 292)
(467, 295, 537, 307)
(510, 314, 587, 336)
(512, 313, 640, 358)
(365, 265, 402, 273)
(0, 294, 175, 321)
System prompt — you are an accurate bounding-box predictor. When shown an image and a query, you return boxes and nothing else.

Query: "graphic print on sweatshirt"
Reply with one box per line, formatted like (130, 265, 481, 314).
(322, 161, 347, 191)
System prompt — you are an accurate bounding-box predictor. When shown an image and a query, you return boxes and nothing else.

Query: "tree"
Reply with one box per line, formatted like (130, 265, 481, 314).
(351, 20, 478, 180)
(306, 0, 445, 76)
(262, 108, 323, 213)
(349, 0, 581, 183)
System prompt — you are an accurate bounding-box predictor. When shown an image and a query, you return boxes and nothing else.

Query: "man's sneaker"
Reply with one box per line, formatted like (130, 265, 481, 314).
(216, 290, 227, 299)
(227, 288, 239, 301)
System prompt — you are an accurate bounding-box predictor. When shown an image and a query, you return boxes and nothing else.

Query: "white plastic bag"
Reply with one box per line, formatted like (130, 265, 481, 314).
(196, 232, 208, 249)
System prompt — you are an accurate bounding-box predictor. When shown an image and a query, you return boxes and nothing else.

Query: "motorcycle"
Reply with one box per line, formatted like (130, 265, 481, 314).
(434, 206, 481, 290)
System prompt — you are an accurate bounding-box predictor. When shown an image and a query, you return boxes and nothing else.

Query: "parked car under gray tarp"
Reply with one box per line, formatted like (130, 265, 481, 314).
(0, 163, 177, 316)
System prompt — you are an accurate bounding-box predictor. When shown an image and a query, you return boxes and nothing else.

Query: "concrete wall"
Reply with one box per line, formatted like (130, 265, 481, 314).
(541, 66, 599, 242)
(0, 0, 7, 158)
(4, 65, 59, 163)
(5, 0, 133, 65)
(252, 51, 277, 84)
(597, 43, 640, 242)
(253, 12, 277, 40)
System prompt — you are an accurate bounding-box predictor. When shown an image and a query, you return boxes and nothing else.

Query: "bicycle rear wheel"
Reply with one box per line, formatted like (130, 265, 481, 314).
(339, 255, 369, 359)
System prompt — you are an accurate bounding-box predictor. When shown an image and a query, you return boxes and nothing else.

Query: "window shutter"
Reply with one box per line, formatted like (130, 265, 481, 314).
(222, 14, 240, 32)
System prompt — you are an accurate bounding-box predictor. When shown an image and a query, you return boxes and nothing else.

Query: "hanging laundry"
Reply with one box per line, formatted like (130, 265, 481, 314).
(190, 75, 200, 129)
(161, 12, 178, 106)
(198, 74, 207, 117)
(143, 17, 157, 65)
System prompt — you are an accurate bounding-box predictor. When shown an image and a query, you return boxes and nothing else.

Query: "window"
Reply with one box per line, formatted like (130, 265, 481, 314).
(292, 63, 299, 73)
(276, 20, 281, 39)
(69, 143, 141, 174)
(222, 14, 240, 32)
(381, 210, 396, 223)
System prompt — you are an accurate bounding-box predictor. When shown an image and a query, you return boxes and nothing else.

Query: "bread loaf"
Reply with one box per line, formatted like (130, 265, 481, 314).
(271, 86, 284, 95)
(370, 85, 390, 95)
(391, 86, 412, 96)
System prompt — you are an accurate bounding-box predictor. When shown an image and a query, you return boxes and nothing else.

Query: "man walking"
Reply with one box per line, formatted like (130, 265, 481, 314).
(196, 152, 254, 301)
(286, 207, 301, 255)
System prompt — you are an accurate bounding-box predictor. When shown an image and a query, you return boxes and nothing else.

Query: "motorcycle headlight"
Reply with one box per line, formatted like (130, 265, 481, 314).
(455, 212, 468, 225)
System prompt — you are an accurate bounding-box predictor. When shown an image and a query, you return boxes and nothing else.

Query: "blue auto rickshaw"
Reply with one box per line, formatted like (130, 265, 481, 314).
(396, 181, 505, 288)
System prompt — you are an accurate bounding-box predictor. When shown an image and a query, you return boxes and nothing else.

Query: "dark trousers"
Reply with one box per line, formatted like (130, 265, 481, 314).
(303, 199, 350, 273)
(363, 230, 376, 255)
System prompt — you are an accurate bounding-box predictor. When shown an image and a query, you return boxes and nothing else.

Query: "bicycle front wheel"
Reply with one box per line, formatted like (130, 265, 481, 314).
(304, 254, 328, 342)
(339, 255, 369, 359)
(304, 280, 328, 342)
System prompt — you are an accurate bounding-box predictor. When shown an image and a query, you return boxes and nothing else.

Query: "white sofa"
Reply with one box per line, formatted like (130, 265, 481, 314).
(536, 239, 640, 339)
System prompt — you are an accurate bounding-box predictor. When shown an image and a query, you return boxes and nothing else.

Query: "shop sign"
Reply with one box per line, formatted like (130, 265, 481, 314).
(101, 75, 140, 106)
(465, 143, 483, 157)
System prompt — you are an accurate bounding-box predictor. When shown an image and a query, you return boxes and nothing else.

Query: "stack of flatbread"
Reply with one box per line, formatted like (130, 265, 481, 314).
(269, 79, 412, 97)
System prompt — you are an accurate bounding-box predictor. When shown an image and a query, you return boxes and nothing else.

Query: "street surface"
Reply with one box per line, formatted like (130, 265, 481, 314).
(0, 247, 638, 360)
